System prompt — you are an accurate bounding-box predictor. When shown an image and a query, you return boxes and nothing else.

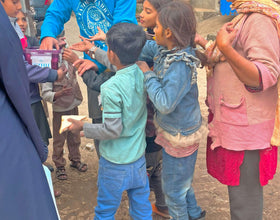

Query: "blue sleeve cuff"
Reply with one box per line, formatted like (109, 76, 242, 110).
(46, 69, 58, 82)
(144, 70, 157, 82)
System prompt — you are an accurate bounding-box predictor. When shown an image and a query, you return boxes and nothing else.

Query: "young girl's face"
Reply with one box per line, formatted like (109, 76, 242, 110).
(154, 17, 168, 47)
(16, 11, 27, 34)
(139, 0, 158, 28)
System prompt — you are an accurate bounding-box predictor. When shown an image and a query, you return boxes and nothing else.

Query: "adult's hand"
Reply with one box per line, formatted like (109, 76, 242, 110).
(216, 22, 259, 87)
(216, 22, 237, 52)
(40, 37, 59, 50)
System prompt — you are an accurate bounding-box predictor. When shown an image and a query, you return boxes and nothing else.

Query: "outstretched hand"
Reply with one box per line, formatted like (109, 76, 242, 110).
(69, 36, 94, 52)
(63, 48, 79, 64)
(73, 59, 98, 76)
(88, 27, 106, 41)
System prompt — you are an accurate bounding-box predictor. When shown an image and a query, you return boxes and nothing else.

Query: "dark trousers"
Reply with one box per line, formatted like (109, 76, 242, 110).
(145, 149, 167, 208)
(52, 107, 81, 168)
(228, 150, 263, 220)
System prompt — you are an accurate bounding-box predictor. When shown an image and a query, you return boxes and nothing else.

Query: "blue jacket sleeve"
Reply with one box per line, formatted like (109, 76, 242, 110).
(144, 62, 192, 114)
(138, 40, 158, 63)
(113, 0, 137, 24)
(24, 58, 58, 83)
(40, 0, 73, 41)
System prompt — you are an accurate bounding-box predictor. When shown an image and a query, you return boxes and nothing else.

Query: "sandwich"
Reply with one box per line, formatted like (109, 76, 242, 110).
(59, 115, 87, 134)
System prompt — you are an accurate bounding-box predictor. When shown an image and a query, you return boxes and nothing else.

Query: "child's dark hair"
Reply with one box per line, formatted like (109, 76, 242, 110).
(147, 0, 172, 11)
(158, 1, 207, 66)
(145, 0, 173, 35)
(106, 23, 146, 66)
(158, 1, 196, 49)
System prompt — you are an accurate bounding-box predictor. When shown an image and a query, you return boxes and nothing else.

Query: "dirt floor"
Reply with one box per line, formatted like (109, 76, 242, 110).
(44, 15, 280, 220)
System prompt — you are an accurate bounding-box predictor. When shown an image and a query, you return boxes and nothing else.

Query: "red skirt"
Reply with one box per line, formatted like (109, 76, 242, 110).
(206, 111, 278, 186)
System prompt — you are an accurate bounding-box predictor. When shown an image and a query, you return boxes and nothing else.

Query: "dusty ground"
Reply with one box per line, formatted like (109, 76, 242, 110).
(44, 15, 280, 220)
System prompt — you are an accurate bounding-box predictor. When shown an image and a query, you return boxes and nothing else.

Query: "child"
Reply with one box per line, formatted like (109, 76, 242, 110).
(16, 9, 50, 128)
(16, 9, 40, 48)
(71, 9, 171, 217)
(139, 0, 172, 217)
(202, 0, 280, 219)
(41, 44, 87, 180)
(68, 23, 152, 219)
(70, 2, 171, 214)
(137, 1, 207, 220)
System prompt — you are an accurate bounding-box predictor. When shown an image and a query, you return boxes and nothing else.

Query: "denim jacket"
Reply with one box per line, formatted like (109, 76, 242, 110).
(139, 40, 202, 136)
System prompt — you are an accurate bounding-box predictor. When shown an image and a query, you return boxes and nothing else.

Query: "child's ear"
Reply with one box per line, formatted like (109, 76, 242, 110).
(108, 50, 118, 63)
(165, 28, 173, 39)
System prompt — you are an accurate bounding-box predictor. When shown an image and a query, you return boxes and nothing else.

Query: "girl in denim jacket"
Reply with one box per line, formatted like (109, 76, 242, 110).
(138, 1, 207, 220)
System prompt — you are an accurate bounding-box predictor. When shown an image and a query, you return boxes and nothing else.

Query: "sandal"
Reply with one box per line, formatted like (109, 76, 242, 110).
(56, 167, 67, 180)
(152, 203, 170, 219)
(70, 161, 88, 172)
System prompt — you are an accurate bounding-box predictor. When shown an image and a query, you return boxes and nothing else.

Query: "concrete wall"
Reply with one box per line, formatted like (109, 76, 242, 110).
(190, 0, 220, 12)
(189, 0, 220, 22)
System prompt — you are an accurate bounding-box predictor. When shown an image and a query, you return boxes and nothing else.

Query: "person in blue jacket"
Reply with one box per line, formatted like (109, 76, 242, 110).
(5, 2, 67, 147)
(40, 0, 137, 157)
(0, 3, 59, 219)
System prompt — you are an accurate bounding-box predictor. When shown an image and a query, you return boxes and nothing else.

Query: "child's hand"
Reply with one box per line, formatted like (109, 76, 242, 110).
(63, 48, 79, 64)
(54, 86, 72, 100)
(88, 27, 106, 41)
(68, 118, 84, 133)
(57, 37, 67, 48)
(216, 22, 237, 52)
(56, 64, 68, 81)
(195, 33, 208, 49)
(69, 36, 94, 52)
(136, 61, 150, 73)
(73, 59, 98, 76)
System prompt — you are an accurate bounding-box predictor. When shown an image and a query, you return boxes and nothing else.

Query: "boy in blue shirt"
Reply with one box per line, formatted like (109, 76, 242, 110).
(68, 23, 152, 219)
